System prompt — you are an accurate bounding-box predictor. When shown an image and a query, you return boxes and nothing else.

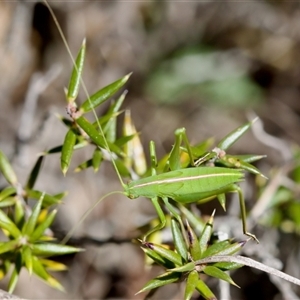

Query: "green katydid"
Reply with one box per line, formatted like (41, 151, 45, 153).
(43, 1, 262, 244)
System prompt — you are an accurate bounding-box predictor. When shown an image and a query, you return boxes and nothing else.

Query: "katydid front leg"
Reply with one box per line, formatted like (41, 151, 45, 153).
(142, 141, 186, 241)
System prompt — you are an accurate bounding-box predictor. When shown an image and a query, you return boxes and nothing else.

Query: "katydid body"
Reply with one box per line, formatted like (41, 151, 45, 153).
(123, 166, 258, 243)
(125, 167, 243, 203)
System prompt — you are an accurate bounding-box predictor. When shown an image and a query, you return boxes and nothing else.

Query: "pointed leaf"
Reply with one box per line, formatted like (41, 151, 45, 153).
(14, 198, 25, 226)
(184, 270, 199, 300)
(0, 210, 21, 238)
(0, 187, 17, 202)
(216, 193, 226, 212)
(31, 243, 83, 256)
(195, 279, 217, 300)
(213, 261, 243, 271)
(22, 195, 44, 236)
(199, 211, 214, 255)
(0, 197, 16, 208)
(25, 189, 64, 206)
(61, 127, 77, 175)
(0, 150, 17, 185)
(167, 262, 195, 273)
(0, 260, 11, 280)
(203, 266, 239, 287)
(8, 265, 19, 294)
(75, 116, 123, 156)
(67, 38, 86, 102)
(203, 240, 246, 258)
(171, 218, 188, 262)
(40, 258, 67, 271)
(75, 159, 93, 172)
(25, 155, 44, 190)
(92, 148, 103, 172)
(141, 241, 182, 266)
(22, 245, 33, 275)
(0, 240, 20, 255)
(141, 247, 176, 269)
(217, 118, 257, 150)
(137, 271, 181, 294)
(30, 209, 57, 242)
(32, 256, 64, 291)
(231, 154, 267, 163)
(186, 220, 201, 260)
(80, 73, 131, 112)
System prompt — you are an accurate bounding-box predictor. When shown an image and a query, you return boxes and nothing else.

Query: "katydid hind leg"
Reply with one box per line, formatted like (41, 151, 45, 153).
(235, 185, 259, 243)
(142, 196, 167, 240)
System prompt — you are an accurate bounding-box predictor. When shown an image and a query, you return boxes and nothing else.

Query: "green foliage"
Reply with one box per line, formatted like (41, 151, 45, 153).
(2, 34, 300, 299)
(0, 151, 81, 292)
(138, 213, 245, 299)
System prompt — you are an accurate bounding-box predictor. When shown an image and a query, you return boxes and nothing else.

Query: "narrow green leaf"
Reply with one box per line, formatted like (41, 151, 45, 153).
(30, 209, 57, 242)
(61, 128, 77, 175)
(0, 187, 16, 202)
(186, 220, 201, 260)
(171, 218, 188, 262)
(39, 258, 67, 271)
(199, 211, 214, 255)
(184, 270, 199, 300)
(25, 189, 64, 206)
(141, 247, 176, 269)
(136, 272, 181, 294)
(203, 266, 239, 287)
(75, 116, 123, 156)
(8, 266, 19, 294)
(74, 159, 93, 172)
(114, 133, 136, 148)
(203, 240, 246, 258)
(22, 195, 44, 236)
(217, 118, 257, 151)
(213, 261, 243, 271)
(0, 197, 16, 208)
(92, 148, 103, 172)
(141, 241, 182, 266)
(217, 193, 226, 211)
(67, 38, 86, 102)
(104, 92, 127, 143)
(167, 262, 195, 273)
(190, 138, 214, 158)
(0, 240, 20, 255)
(0, 150, 17, 185)
(25, 156, 44, 190)
(80, 73, 131, 112)
(31, 243, 83, 257)
(179, 205, 205, 234)
(32, 256, 65, 291)
(0, 260, 11, 280)
(115, 159, 131, 177)
(22, 245, 33, 275)
(201, 240, 231, 258)
(14, 198, 25, 226)
(231, 154, 267, 163)
(92, 111, 123, 129)
(195, 279, 217, 300)
(0, 210, 21, 238)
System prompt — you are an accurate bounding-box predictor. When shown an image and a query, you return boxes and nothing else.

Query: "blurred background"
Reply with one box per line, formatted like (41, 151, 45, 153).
(1, 0, 300, 299)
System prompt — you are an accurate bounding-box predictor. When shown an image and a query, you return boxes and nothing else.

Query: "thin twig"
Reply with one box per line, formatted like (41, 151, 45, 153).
(195, 255, 300, 287)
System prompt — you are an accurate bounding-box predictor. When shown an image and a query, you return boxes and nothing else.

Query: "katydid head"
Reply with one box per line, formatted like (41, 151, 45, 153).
(123, 183, 138, 199)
